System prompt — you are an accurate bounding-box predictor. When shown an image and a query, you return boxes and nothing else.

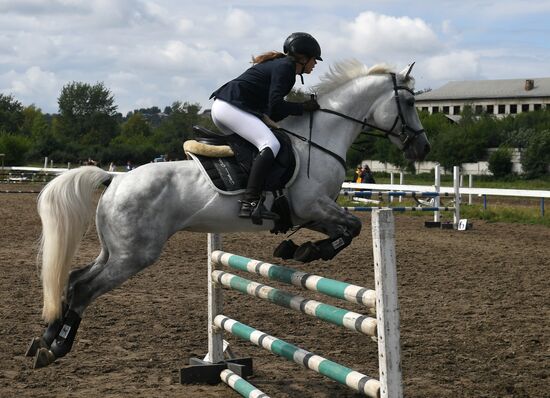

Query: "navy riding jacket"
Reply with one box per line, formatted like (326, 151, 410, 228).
(210, 56, 304, 122)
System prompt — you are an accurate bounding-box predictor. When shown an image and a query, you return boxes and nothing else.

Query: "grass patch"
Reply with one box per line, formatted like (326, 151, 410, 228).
(338, 196, 549, 227)
(347, 171, 550, 190)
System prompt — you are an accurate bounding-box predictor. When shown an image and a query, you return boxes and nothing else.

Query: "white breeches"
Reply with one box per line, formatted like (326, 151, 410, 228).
(211, 99, 281, 156)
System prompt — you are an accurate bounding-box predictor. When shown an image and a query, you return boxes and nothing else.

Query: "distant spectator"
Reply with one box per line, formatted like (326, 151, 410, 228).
(361, 165, 376, 184)
(108, 162, 116, 172)
(355, 165, 362, 183)
(126, 161, 134, 171)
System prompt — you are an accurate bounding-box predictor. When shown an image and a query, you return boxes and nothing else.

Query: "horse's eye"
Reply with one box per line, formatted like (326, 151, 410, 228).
(406, 97, 415, 106)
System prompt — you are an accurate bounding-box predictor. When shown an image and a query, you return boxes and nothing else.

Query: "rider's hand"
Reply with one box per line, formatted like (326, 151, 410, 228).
(302, 98, 320, 112)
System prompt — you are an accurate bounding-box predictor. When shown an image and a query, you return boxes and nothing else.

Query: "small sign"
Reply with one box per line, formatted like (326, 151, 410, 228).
(458, 219, 468, 231)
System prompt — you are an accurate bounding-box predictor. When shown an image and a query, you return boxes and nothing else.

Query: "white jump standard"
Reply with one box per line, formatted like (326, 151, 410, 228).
(180, 209, 403, 398)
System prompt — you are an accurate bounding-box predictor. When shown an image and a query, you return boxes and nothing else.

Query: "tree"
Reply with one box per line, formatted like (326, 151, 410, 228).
(521, 129, 550, 178)
(56, 82, 119, 147)
(488, 146, 513, 178)
(152, 101, 206, 160)
(0, 93, 24, 134)
(120, 113, 152, 138)
(0, 133, 31, 165)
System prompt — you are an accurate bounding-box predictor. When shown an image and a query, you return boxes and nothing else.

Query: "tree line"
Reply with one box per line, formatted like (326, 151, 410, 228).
(0, 82, 217, 167)
(347, 106, 550, 178)
(1, 82, 549, 178)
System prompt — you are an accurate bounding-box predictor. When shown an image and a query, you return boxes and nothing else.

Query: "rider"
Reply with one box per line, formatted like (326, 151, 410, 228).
(209, 32, 322, 221)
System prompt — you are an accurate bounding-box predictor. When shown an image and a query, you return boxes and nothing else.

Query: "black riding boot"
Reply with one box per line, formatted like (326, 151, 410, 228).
(239, 148, 279, 223)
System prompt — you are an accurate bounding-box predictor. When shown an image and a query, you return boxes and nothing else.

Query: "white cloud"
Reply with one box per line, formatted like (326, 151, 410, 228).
(343, 11, 441, 57)
(0, 1, 548, 113)
(424, 50, 481, 81)
(224, 9, 255, 38)
(0, 66, 59, 109)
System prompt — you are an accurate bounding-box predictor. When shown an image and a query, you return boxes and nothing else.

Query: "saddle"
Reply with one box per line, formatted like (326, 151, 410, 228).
(184, 125, 297, 233)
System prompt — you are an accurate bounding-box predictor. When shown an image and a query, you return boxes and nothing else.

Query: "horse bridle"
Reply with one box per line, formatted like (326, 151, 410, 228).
(278, 72, 425, 175)
(318, 72, 425, 150)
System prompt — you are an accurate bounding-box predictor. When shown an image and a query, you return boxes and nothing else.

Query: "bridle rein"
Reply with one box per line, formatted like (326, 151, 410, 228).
(318, 72, 425, 150)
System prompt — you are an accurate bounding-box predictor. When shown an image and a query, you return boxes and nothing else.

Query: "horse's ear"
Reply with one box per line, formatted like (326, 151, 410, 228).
(400, 62, 415, 79)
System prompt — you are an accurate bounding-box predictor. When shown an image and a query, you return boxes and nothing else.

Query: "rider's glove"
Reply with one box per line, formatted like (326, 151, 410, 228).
(302, 98, 320, 112)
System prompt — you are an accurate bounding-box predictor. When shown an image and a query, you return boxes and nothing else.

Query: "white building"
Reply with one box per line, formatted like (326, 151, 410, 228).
(416, 77, 550, 118)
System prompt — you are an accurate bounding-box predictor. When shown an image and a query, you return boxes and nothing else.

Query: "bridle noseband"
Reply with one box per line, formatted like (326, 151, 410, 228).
(318, 72, 425, 150)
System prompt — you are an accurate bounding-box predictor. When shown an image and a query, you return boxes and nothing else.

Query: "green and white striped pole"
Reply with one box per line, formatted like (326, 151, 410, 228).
(212, 270, 376, 336)
(220, 369, 270, 398)
(214, 315, 380, 398)
(211, 251, 376, 309)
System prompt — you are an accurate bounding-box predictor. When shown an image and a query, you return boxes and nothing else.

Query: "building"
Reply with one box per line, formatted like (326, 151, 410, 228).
(416, 77, 550, 118)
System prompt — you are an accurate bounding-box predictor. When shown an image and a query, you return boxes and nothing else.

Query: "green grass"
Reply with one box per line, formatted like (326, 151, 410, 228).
(338, 196, 550, 227)
(347, 171, 550, 189)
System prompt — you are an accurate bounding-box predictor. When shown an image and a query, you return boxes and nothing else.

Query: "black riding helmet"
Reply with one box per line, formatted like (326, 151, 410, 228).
(283, 32, 322, 61)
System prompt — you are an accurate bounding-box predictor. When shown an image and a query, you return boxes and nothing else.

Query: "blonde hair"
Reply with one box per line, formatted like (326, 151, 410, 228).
(251, 51, 286, 64)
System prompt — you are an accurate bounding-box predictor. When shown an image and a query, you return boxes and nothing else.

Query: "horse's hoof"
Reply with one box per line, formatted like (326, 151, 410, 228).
(26, 337, 46, 357)
(293, 242, 321, 263)
(273, 239, 298, 260)
(33, 348, 56, 369)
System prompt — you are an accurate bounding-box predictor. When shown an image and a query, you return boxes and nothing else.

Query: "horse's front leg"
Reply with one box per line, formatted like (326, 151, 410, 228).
(287, 195, 362, 262)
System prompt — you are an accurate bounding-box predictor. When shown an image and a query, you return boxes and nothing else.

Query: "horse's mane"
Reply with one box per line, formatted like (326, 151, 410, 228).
(313, 59, 399, 95)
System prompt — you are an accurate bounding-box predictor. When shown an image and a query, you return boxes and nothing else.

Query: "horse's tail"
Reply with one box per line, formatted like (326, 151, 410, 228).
(38, 166, 113, 323)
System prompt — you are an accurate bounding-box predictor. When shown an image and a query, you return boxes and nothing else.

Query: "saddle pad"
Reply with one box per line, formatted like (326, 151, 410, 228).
(189, 153, 248, 194)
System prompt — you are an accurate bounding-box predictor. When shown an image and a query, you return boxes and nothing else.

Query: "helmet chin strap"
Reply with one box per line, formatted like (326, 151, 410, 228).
(296, 58, 309, 84)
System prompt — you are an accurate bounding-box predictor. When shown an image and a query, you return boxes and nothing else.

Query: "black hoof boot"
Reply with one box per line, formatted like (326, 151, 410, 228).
(273, 239, 299, 260)
(293, 241, 321, 263)
(49, 309, 82, 359)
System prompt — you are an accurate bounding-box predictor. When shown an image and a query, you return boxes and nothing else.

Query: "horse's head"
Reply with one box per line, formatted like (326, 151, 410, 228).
(368, 63, 430, 161)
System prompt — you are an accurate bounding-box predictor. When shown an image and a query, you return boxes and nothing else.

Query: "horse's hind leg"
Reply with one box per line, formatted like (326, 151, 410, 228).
(26, 262, 97, 357)
(33, 245, 163, 368)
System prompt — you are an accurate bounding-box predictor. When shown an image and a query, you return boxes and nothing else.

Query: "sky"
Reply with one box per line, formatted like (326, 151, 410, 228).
(1, 0, 549, 115)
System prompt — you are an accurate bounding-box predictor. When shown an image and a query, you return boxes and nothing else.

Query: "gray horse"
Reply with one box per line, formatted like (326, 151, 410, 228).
(28, 60, 430, 368)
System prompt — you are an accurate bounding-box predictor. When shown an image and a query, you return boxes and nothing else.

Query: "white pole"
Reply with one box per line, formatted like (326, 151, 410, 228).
(453, 166, 461, 226)
(50, 160, 53, 168)
(390, 172, 394, 203)
(67, 162, 71, 170)
(43, 157, 48, 169)
(434, 165, 441, 222)
(468, 174, 473, 205)
(207, 233, 224, 363)
(398, 172, 404, 202)
(372, 209, 403, 398)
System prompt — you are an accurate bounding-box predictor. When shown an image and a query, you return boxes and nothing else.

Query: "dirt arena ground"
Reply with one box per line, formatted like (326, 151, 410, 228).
(0, 186, 548, 398)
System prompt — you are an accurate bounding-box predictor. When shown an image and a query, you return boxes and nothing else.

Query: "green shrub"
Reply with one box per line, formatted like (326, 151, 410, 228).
(521, 129, 550, 178)
(488, 146, 513, 178)
(0, 132, 31, 165)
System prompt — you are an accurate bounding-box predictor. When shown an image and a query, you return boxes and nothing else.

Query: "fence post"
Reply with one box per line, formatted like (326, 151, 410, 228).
(207, 233, 224, 363)
(453, 166, 461, 226)
(399, 172, 404, 202)
(390, 172, 394, 203)
(434, 165, 441, 223)
(372, 209, 403, 398)
(468, 174, 473, 205)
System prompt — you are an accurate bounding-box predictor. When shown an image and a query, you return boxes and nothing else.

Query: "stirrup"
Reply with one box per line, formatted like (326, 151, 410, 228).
(239, 199, 279, 224)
